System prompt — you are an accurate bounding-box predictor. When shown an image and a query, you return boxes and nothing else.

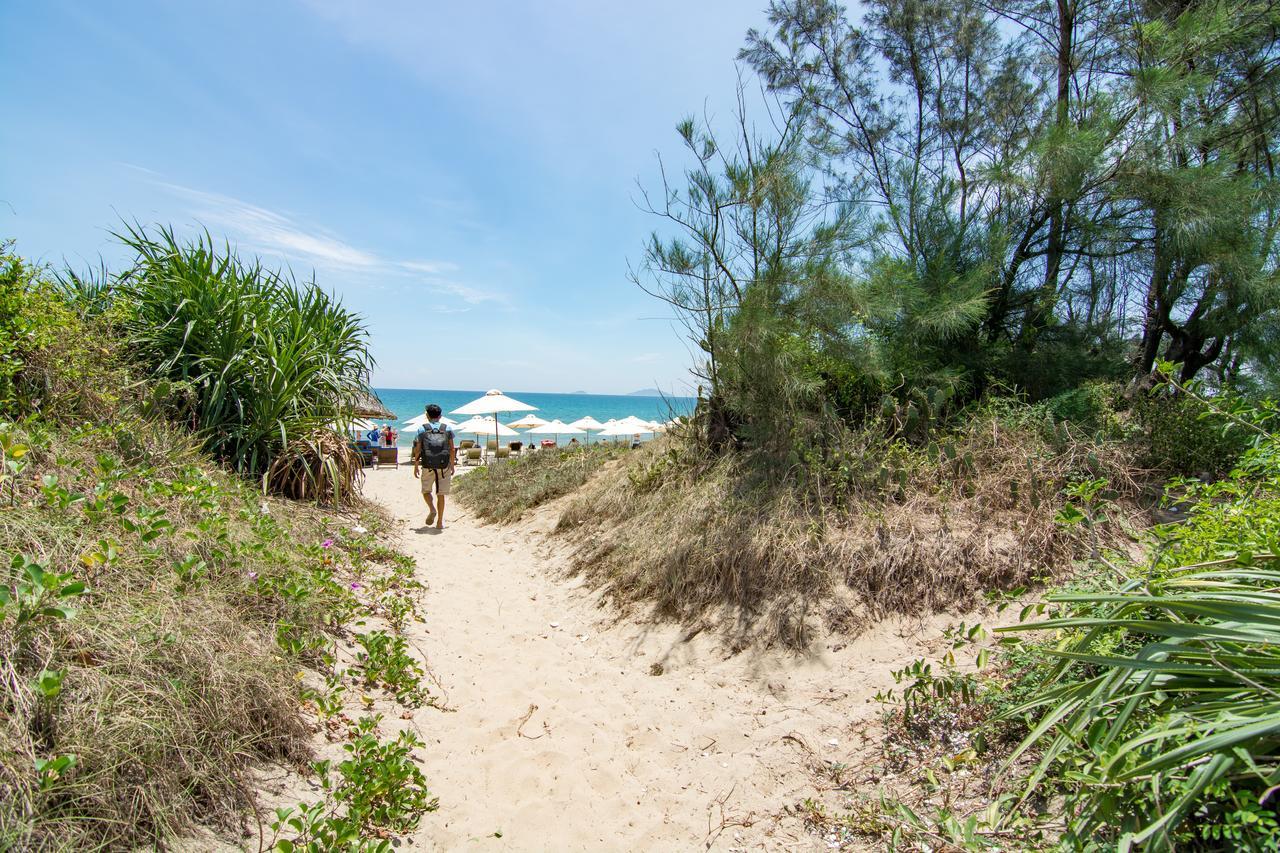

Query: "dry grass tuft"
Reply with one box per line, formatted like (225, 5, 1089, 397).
(0, 417, 357, 849)
(555, 414, 1147, 648)
(267, 428, 366, 505)
(1, 596, 308, 847)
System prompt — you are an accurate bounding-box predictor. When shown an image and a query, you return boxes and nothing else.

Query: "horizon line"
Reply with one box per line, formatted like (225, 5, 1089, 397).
(371, 386, 697, 398)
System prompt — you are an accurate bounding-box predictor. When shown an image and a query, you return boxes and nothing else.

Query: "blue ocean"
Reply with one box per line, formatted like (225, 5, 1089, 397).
(373, 388, 697, 446)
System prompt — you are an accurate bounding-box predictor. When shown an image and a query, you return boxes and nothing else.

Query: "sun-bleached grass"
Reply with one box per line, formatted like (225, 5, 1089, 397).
(455, 443, 628, 524)
(554, 413, 1146, 648)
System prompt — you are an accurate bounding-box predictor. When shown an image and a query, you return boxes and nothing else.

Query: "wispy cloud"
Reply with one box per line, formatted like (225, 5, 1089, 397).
(398, 259, 460, 275)
(629, 352, 662, 364)
(117, 161, 163, 177)
(150, 180, 506, 306)
(160, 182, 380, 268)
(419, 278, 501, 305)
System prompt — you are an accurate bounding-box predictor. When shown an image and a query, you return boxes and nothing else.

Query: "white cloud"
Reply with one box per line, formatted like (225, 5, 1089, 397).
(399, 259, 460, 275)
(421, 278, 501, 306)
(149, 179, 506, 306)
(159, 182, 380, 269)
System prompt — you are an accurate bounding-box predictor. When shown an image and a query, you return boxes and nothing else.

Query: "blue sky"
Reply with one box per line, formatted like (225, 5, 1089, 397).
(0, 0, 773, 394)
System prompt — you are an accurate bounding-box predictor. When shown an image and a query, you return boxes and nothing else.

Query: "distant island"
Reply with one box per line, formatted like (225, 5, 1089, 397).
(571, 390, 588, 394)
(627, 388, 662, 397)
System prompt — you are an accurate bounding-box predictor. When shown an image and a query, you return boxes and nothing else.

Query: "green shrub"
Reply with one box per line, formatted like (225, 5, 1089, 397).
(997, 410, 1280, 849)
(354, 630, 427, 707)
(1133, 388, 1250, 475)
(0, 245, 117, 420)
(1043, 381, 1124, 439)
(270, 714, 437, 850)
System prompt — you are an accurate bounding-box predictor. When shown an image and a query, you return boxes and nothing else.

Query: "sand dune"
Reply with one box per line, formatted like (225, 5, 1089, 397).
(360, 464, 991, 851)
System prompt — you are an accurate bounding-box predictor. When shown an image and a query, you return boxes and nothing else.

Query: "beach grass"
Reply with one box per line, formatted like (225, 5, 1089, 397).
(455, 444, 627, 524)
(550, 412, 1145, 647)
(0, 415, 356, 847)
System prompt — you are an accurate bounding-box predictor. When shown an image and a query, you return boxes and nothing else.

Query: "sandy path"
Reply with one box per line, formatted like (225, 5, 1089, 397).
(361, 464, 982, 852)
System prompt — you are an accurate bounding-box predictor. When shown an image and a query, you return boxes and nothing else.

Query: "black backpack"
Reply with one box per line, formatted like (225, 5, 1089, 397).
(416, 424, 451, 469)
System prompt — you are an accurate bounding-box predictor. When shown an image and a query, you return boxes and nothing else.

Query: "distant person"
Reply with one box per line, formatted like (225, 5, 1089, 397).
(381, 424, 393, 446)
(631, 433, 642, 449)
(569, 437, 580, 446)
(412, 404, 455, 530)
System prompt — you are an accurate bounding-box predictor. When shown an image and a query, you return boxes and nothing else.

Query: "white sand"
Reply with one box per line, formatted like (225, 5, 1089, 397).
(358, 464, 994, 851)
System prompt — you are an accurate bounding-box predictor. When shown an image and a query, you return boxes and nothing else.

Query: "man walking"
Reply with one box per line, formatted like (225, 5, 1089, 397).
(412, 403, 455, 529)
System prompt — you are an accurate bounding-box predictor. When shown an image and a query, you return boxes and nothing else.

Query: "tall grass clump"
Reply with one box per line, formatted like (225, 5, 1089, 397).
(456, 443, 627, 524)
(100, 224, 373, 501)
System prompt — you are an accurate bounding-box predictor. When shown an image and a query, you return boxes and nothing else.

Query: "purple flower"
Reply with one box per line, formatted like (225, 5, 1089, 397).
(246, 571, 259, 581)
(350, 581, 361, 591)
(321, 538, 334, 549)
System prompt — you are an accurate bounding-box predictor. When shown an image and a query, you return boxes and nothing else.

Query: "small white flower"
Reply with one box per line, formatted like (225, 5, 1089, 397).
(259, 502, 271, 515)
(352, 525, 368, 535)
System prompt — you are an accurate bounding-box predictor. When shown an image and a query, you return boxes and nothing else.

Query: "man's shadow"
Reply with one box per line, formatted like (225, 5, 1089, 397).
(413, 526, 443, 535)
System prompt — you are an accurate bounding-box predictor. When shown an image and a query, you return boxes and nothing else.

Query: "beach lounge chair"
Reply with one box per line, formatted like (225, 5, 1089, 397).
(496, 447, 511, 460)
(486, 439, 499, 452)
(464, 447, 483, 465)
(459, 439, 475, 450)
(354, 439, 374, 467)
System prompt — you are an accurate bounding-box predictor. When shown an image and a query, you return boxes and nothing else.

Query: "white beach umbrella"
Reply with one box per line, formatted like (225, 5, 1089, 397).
(403, 413, 457, 429)
(453, 415, 520, 438)
(568, 415, 606, 431)
(525, 420, 585, 445)
(452, 389, 536, 416)
(507, 414, 550, 430)
(452, 389, 537, 450)
(614, 416, 655, 432)
(598, 422, 644, 438)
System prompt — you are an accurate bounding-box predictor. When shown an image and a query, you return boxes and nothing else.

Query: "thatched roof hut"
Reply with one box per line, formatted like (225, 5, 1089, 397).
(352, 388, 395, 420)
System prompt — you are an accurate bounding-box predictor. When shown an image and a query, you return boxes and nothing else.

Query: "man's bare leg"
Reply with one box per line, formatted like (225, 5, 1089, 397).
(435, 494, 446, 529)
(423, 486, 436, 526)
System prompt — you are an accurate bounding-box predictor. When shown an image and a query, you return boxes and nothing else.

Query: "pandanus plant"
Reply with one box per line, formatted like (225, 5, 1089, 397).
(111, 222, 372, 502)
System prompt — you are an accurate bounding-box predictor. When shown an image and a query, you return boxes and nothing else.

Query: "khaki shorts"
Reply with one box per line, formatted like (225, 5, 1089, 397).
(420, 467, 452, 496)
